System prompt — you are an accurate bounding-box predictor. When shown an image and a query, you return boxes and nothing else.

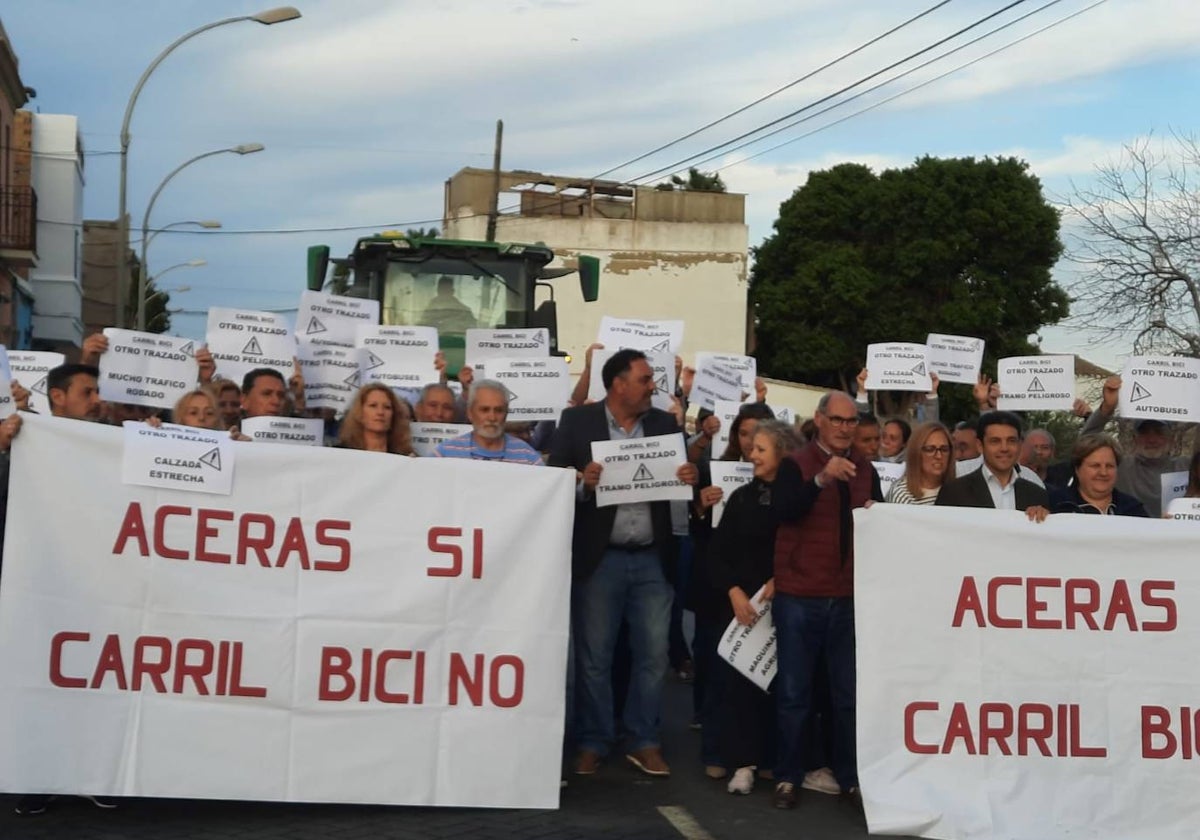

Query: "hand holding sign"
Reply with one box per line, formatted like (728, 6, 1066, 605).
(1119, 357, 1200, 423)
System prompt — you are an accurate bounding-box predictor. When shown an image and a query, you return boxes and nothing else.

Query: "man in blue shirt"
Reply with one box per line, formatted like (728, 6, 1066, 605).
(434, 379, 542, 465)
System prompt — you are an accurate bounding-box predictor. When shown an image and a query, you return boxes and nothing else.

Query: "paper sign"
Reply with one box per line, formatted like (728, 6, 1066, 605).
(356, 325, 439, 390)
(873, 461, 906, 499)
(711, 399, 746, 458)
(591, 433, 690, 507)
(1161, 471, 1189, 512)
(696, 352, 756, 391)
(99, 328, 198, 410)
(410, 422, 472, 457)
(297, 290, 379, 347)
(716, 584, 776, 691)
(120, 421, 234, 495)
(241, 416, 324, 447)
(709, 461, 755, 527)
(773, 406, 794, 424)
(865, 343, 932, 392)
(925, 333, 985, 385)
(298, 343, 359, 412)
(691, 361, 746, 412)
(487, 357, 570, 422)
(996, 355, 1075, 411)
(587, 349, 676, 412)
(1166, 497, 1200, 521)
(207, 308, 297, 388)
(596, 316, 684, 355)
(1119, 356, 1200, 423)
(0, 348, 14, 420)
(465, 328, 549, 375)
(7, 351, 64, 416)
(0, 345, 9, 381)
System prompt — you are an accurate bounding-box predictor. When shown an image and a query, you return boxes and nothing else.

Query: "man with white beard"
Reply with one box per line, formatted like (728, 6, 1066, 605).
(434, 379, 543, 465)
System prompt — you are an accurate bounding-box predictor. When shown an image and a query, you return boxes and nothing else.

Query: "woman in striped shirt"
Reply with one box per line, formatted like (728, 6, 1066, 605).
(885, 421, 955, 505)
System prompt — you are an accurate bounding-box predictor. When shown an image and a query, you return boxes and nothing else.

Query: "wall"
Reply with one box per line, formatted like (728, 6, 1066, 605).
(29, 112, 83, 348)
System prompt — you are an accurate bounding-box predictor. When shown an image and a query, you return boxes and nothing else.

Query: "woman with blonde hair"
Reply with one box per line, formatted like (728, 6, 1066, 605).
(886, 421, 954, 505)
(171, 388, 220, 430)
(337, 383, 413, 455)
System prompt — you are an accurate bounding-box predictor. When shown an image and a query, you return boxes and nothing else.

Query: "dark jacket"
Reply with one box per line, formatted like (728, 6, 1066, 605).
(709, 477, 777, 624)
(547, 401, 683, 582)
(1049, 484, 1149, 517)
(935, 467, 1048, 510)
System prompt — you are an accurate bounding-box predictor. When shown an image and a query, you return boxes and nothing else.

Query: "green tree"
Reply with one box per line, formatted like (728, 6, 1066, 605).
(125, 261, 172, 334)
(655, 167, 727, 193)
(750, 156, 1068, 419)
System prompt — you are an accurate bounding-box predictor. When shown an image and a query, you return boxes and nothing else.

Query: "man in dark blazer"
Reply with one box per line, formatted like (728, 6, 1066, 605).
(936, 410, 1050, 511)
(549, 348, 697, 779)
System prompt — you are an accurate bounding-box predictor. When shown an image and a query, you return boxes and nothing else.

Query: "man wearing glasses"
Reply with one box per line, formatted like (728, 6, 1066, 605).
(769, 391, 882, 809)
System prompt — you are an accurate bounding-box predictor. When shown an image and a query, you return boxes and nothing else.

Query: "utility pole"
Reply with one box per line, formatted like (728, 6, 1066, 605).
(485, 119, 503, 242)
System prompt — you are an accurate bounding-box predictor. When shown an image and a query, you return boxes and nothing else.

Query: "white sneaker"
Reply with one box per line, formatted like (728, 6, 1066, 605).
(801, 766, 841, 795)
(727, 766, 755, 795)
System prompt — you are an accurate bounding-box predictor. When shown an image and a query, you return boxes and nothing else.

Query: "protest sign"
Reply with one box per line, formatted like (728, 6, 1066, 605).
(865, 343, 932, 392)
(298, 343, 359, 412)
(121, 421, 234, 496)
(716, 585, 776, 691)
(996, 355, 1075, 411)
(1161, 471, 1188, 513)
(1119, 356, 1200, 423)
(487, 357, 570, 422)
(0, 414, 572, 808)
(857, 504, 1200, 840)
(297, 291, 379, 348)
(1166, 497, 1200, 522)
(696, 352, 756, 391)
(0, 347, 13, 419)
(356, 325, 439, 391)
(872, 461, 906, 500)
(99, 329, 198, 410)
(241, 416, 324, 447)
(207, 308, 297, 387)
(711, 399, 745, 458)
(8, 350, 64, 416)
(587, 349, 676, 412)
(596, 316, 684, 355)
(591, 433, 689, 507)
(690, 359, 745, 411)
(465, 328, 549, 376)
(410, 422, 472, 457)
(925, 333, 985, 385)
(709, 461, 754, 527)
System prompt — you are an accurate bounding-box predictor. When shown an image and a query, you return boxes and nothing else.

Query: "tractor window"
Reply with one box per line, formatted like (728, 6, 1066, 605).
(380, 263, 527, 336)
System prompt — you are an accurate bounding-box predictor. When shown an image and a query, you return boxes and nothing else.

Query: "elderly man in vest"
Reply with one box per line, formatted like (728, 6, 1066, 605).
(769, 391, 881, 809)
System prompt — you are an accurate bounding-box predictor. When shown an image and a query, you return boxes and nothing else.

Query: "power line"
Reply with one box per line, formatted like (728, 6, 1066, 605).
(627, 0, 1035, 185)
(38, 215, 455, 236)
(592, 0, 958, 179)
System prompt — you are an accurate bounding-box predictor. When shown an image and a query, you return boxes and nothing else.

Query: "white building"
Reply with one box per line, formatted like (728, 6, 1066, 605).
(30, 113, 84, 349)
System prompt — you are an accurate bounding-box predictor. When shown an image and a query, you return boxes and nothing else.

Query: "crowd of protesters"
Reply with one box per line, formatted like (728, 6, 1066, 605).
(0, 330, 1195, 817)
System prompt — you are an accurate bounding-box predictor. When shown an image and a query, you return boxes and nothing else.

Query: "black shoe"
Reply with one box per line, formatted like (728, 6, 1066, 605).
(773, 781, 796, 810)
(15, 794, 51, 816)
(81, 795, 119, 810)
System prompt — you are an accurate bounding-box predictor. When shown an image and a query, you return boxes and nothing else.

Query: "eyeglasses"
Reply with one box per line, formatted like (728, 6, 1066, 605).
(921, 445, 951, 455)
(824, 414, 859, 428)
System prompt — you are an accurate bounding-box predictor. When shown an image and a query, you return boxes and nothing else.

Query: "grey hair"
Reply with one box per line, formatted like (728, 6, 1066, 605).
(417, 382, 454, 404)
(468, 379, 510, 410)
(750, 419, 798, 457)
(816, 390, 855, 415)
(1027, 428, 1055, 452)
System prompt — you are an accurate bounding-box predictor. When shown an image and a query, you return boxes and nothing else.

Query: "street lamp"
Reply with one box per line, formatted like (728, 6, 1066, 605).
(138, 144, 264, 330)
(115, 6, 302, 328)
(144, 219, 222, 250)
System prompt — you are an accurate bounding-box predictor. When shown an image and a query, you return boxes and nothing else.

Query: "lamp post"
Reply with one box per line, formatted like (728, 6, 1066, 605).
(115, 6, 301, 328)
(144, 219, 222, 251)
(142, 261, 205, 334)
(137, 144, 264, 329)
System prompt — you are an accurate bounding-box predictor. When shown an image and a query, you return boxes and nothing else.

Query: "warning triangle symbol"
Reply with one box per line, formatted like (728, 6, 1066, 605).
(649, 339, 670, 354)
(503, 385, 519, 403)
(654, 374, 668, 393)
(363, 351, 385, 370)
(31, 375, 47, 395)
(1027, 376, 1045, 393)
(1130, 381, 1152, 403)
(242, 337, 264, 356)
(343, 370, 361, 388)
(911, 362, 926, 376)
(532, 330, 546, 346)
(306, 316, 327, 335)
(632, 463, 655, 482)
(179, 341, 195, 356)
(198, 447, 222, 471)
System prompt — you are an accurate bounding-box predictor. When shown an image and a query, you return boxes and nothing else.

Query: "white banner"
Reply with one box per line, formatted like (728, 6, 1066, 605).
(587, 349, 676, 412)
(596, 316, 684, 355)
(487, 357, 569, 422)
(865, 343, 932, 392)
(857, 505, 1200, 840)
(925, 334, 985, 385)
(1119, 357, 1200, 423)
(1161, 470, 1188, 513)
(873, 461, 906, 500)
(709, 461, 754, 527)
(298, 343, 360, 412)
(357, 325, 439, 391)
(8, 350, 64, 416)
(591, 433, 689, 507)
(99, 328, 199, 410)
(696, 352, 756, 391)
(297, 291, 379, 348)
(241, 416, 325, 447)
(0, 414, 572, 807)
(1166, 497, 1200, 522)
(997, 355, 1075, 411)
(410, 422, 472, 457)
(121, 420, 234, 496)
(207, 308, 297, 388)
(465, 328, 549, 376)
(716, 585, 776, 691)
(0, 347, 13, 419)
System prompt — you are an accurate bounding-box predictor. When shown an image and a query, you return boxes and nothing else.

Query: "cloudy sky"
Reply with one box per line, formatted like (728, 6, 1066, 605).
(6, 0, 1199, 370)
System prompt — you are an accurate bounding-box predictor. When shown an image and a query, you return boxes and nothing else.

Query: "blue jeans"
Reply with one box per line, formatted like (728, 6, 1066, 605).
(573, 547, 672, 755)
(773, 594, 858, 790)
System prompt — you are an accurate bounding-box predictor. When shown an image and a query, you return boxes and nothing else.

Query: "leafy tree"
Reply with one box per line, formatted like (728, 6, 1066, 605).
(655, 167, 727, 193)
(1062, 132, 1199, 356)
(750, 156, 1068, 419)
(125, 261, 171, 334)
